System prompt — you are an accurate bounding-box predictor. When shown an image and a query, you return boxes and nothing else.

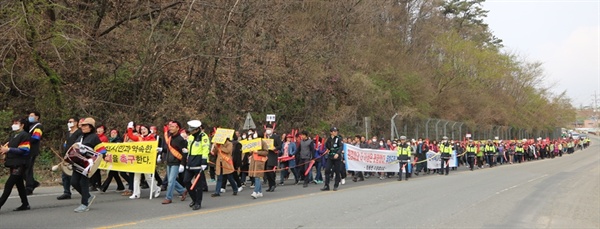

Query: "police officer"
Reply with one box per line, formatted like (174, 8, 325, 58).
(465, 139, 476, 171)
(439, 136, 452, 175)
(484, 139, 496, 167)
(396, 136, 411, 181)
(321, 127, 343, 191)
(183, 120, 209, 211)
(515, 141, 525, 163)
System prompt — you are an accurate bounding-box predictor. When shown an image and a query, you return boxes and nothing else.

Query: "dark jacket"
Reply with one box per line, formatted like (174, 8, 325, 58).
(4, 130, 31, 167)
(265, 133, 282, 168)
(64, 129, 83, 153)
(415, 143, 428, 159)
(28, 122, 42, 156)
(295, 139, 316, 160)
(232, 140, 242, 169)
(325, 135, 343, 160)
(164, 133, 188, 166)
(76, 132, 103, 157)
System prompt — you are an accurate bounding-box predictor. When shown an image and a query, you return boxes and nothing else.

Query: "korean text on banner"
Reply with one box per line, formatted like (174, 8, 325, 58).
(212, 128, 235, 144)
(344, 144, 400, 172)
(99, 141, 157, 174)
(426, 150, 457, 169)
(240, 138, 262, 153)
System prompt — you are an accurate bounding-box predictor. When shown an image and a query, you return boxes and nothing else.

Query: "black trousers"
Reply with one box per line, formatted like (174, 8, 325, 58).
(486, 154, 495, 167)
(415, 161, 427, 173)
(297, 158, 311, 185)
(440, 159, 450, 175)
(90, 170, 102, 187)
(71, 172, 90, 206)
(184, 169, 204, 205)
(265, 165, 276, 188)
(467, 156, 475, 170)
(0, 166, 29, 208)
(25, 153, 39, 191)
(221, 170, 242, 189)
(324, 159, 341, 188)
(101, 171, 125, 191)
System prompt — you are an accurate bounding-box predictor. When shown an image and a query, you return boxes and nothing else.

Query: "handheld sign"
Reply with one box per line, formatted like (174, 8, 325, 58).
(240, 138, 262, 153)
(211, 128, 235, 144)
(266, 114, 276, 122)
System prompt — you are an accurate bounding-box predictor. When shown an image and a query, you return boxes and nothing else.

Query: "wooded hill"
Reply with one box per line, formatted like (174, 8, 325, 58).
(0, 0, 575, 144)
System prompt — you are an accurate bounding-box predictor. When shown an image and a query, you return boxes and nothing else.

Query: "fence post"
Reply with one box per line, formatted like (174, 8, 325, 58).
(425, 119, 431, 140)
(435, 119, 441, 140)
(443, 120, 450, 137)
(390, 113, 398, 141)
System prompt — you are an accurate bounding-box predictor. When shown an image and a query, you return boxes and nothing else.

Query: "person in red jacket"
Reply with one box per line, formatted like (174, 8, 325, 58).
(126, 122, 161, 199)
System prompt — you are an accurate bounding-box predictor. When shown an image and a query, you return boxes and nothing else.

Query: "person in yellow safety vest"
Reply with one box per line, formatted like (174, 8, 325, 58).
(183, 120, 210, 211)
(584, 138, 590, 148)
(465, 139, 477, 171)
(567, 140, 574, 154)
(476, 141, 484, 168)
(514, 141, 525, 163)
(396, 136, 412, 181)
(438, 136, 453, 176)
(484, 139, 497, 167)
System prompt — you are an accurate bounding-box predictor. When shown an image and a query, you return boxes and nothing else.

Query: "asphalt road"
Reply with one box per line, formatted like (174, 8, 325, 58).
(1, 137, 598, 229)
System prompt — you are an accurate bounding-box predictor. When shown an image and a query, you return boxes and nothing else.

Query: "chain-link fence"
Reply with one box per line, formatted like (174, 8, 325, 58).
(390, 116, 562, 141)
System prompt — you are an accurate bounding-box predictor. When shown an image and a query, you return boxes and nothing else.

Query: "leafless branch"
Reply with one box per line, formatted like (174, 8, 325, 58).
(98, 1, 184, 37)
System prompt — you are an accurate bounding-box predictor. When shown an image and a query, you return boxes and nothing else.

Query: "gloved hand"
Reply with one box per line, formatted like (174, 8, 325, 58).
(178, 164, 184, 173)
(156, 155, 162, 163)
(156, 147, 163, 153)
(182, 148, 189, 154)
(407, 159, 410, 163)
(127, 121, 134, 129)
(201, 165, 207, 171)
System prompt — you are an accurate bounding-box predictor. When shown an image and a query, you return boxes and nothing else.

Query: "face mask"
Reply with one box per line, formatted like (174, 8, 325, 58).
(418, 141, 422, 144)
(372, 139, 376, 142)
(266, 129, 273, 135)
(67, 122, 74, 129)
(393, 144, 397, 147)
(379, 143, 384, 146)
(11, 124, 20, 131)
(28, 117, 35, 123)
(253, 133, 258, 139)
(242, 135, 247, 139)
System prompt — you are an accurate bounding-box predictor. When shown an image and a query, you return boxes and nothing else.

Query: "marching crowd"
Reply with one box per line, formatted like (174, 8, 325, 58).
(0, 112, 593, 214)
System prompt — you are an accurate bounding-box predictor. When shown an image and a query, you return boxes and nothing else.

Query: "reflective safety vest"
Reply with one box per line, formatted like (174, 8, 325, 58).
(515, 146, 524, 154)
(439, 143, 452, 159)
(397, 143, 412, 157)
(466, 145, 476, 156)
(188, 132, 210, 157)
(484, 144, 496, 154)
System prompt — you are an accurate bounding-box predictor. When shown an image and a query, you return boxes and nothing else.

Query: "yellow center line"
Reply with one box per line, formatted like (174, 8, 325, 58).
(96, 181, 393, 229)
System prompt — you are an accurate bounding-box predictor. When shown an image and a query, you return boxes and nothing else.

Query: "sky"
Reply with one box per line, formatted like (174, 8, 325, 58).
(482, 0, 600, 109)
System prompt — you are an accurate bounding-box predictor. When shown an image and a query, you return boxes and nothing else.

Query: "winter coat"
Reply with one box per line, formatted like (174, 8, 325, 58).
(213, 141, 235, 175)
(248, 141, 269, 178)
